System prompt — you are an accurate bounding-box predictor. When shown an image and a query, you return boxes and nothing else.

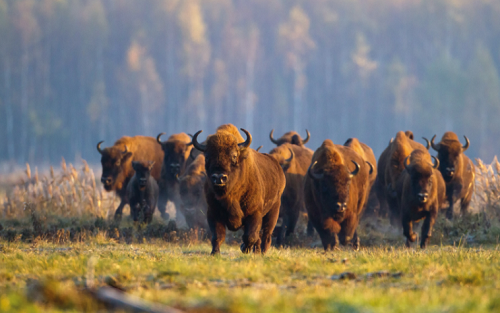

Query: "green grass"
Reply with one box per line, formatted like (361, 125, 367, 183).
(1, 238, 500, 312)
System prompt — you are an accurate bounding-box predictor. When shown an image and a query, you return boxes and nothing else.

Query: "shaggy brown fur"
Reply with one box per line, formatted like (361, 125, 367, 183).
(127, 161, 159, 224)
(193, 126, 286, 255)
(178, 154, 208, 230)
(157, 132, 193, 220)
(269, 143, 314, 245)
(304, 140, 371, 251)
(374, 131, 430, 226)
(399, 150, 446, 248)
(97, 136, 164, 220)
(269, 129, 310, 146)
(429, 131, 475, 219)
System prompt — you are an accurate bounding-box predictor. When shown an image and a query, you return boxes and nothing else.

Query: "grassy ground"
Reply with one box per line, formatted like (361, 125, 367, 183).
(1, 236, 500, 313)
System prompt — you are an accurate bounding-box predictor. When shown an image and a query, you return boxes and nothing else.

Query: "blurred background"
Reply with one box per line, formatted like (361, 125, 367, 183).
(0, 0, 499, 168)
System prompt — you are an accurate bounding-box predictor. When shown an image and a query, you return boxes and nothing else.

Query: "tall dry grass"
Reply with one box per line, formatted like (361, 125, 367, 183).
(1, 158, 118, 220)
(473, 156, 500, 219)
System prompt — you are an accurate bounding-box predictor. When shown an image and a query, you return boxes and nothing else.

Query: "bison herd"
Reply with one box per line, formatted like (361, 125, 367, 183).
(96, 124, 475, 254)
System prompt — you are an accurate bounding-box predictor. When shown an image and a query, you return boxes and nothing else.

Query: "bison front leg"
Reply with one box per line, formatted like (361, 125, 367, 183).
(318, 229, 339, 251)
(241, 213, 263, 254)
(156, 191, 170, 221)
(261, 202, 280, 253)
(114, 198, 128, 222)
(445, 193, 454, 220)
(402, 214, 417, 248)
(420, 210, 437, 249)
(207, 210, 226, 255)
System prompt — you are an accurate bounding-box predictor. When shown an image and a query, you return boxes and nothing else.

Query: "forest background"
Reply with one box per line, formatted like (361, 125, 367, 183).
(0, 0, 499, 167)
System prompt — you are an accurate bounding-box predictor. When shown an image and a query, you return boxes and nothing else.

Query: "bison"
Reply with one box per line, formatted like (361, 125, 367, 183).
(192, 126, 286, 255)
(399, 150, 446, 248)
(156, 132, 193, 220)
(97, 136, 164, 221)
(304, 140, 371, 251)
(427, 132, 475, 219)
(269, 129, 310, 146)
(374, 131, 430, 226)
(127, 161, 159, 223)
(178, 154, 209, 230)
(269, 143, 314, 245)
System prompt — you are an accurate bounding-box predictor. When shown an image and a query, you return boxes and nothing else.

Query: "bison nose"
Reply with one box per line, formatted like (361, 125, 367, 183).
(211, 174, 228, 185)
(139, 178, 147, 185)
(445, 167, 455, 176)
(170, 163, 181, 173)
(417, 193, 429, 203)
(101, 177, 112, 185)
(335, 202, 347, 212)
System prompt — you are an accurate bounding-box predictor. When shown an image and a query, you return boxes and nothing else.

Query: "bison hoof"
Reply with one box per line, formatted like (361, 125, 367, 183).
(405, 239, 412, 248)
(210, 249, 220, 256)
(409, 233, 417, 242)
(240, 243, 251, 254)
(352, 240, 360, 251)
(445, 210, 453, 220)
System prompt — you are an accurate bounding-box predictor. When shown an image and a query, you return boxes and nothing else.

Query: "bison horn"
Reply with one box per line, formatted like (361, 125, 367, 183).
(269, 129, 279, 145)
(422, 137, 430, 150)
(389, 138, 393, 145)
(403, 155, 411, 170)
(186, 134, 193, 146)
(284, 148, 294, 164)
(366, 161, 374, 175)
(157, 133, 165, 144)
(256, 146, 263, 152)
(122, 145, 129, 154)
(430, 135, 440, 151)
(302, 129, 310, 145)
(431, 156, 440, 169)
(97, 141, 104, 154)
(462, 136, 470, 151)
(192, 130, 206, 152)
(350, 160, 360, 177)
(308, 161, 324, 180)
(238, 128, 252, 149)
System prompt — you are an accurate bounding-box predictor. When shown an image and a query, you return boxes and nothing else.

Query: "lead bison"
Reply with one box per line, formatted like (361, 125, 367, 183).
(269, 129, 310, 146)
(192, 127, 286, 255)
(374, 131, 429, 226)
(97, 136, 164, 221)
(427, 132, 475, 219)
(304, 140, 371, 251)
(127, 161, 159, 224)
(399, 150, 446, 248)
(156, 132, 193, 220)
(269, 143, 314, 245)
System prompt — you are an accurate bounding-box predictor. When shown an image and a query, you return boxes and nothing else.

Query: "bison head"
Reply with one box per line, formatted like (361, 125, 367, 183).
(269, 129, 310, 146)
(430, 133, 469, 182)
(192, 128, 251, 198)
(132, 161, 155, 189)
(404, 153, 439, 204)
(308, 150, 360, 222)
(157, 133, 192, 181)
(97, 141, 133, 191)
(269, 145, 294, 172)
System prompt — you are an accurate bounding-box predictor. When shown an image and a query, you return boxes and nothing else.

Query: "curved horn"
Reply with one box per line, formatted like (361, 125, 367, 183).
(238, 128, 252, 149)
(269, 129, 279, 145)
(403, 155, 411, 170)
(157, 132, 165, 144)
(284, 148, 294, 163)
(431, 155, 440, 169)
(192, 130, 206, 152)
(366, 161, 374, 175)
(430, 135, 440, 151)
(462, 136, 470, 152)
(308, 161, 324, 180)
(97, 141, 104, 154)
(302, 129, 310, 145)
(256, 146, 263, 152)
(422, 137, 430, 150)
(350, 160, 360, 177)
(186, 133, 194, 146)
(122, 145, 129, 154)
(389, 138, 393, 145)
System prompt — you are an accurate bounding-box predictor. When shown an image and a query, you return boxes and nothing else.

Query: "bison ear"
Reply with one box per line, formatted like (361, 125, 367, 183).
(148, 161, 155, 170)
(122, 151, 133, 164)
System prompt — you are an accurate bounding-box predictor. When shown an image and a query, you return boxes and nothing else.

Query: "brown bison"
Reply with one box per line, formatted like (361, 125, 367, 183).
(427, 132, 475, 219)
(374, 131, 430, 226)
(156, 132, 193, 220)
(97, 136, 164, 220)
(178, 154, 209, 230)
(192, 127, 286, 255)
(304, 140, 371, 251)
(269, 143, 314, 245)
(269, 129, 310, 146)
(399, 150, 446, 248)
(127, 161, 159, 224)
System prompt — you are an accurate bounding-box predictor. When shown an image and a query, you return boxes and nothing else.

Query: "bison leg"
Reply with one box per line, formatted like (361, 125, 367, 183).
(402, 214, 417, 248)
(207, 210, 226, 255)
(352, 231, 360, 251)
(156, 192, 170, 221)
(241, 213, 263, 254)
(114, 198, 128, 222)
(318, 229, 339, 251)
(276, 215, 287, 248)
(420, 210, 437, 249)
(460, 188, 473, 217)
(306, 219, 315, 237)
(261, 203, 280, 253)
(285, 204, 300, 238)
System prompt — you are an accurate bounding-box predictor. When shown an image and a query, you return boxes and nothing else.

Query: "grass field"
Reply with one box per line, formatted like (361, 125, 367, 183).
(2, 158, 500, 312)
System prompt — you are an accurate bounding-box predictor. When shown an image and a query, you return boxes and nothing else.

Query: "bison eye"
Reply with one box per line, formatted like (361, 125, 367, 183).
(115, 161, 121, 167)
(232, 154, 238, 164)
